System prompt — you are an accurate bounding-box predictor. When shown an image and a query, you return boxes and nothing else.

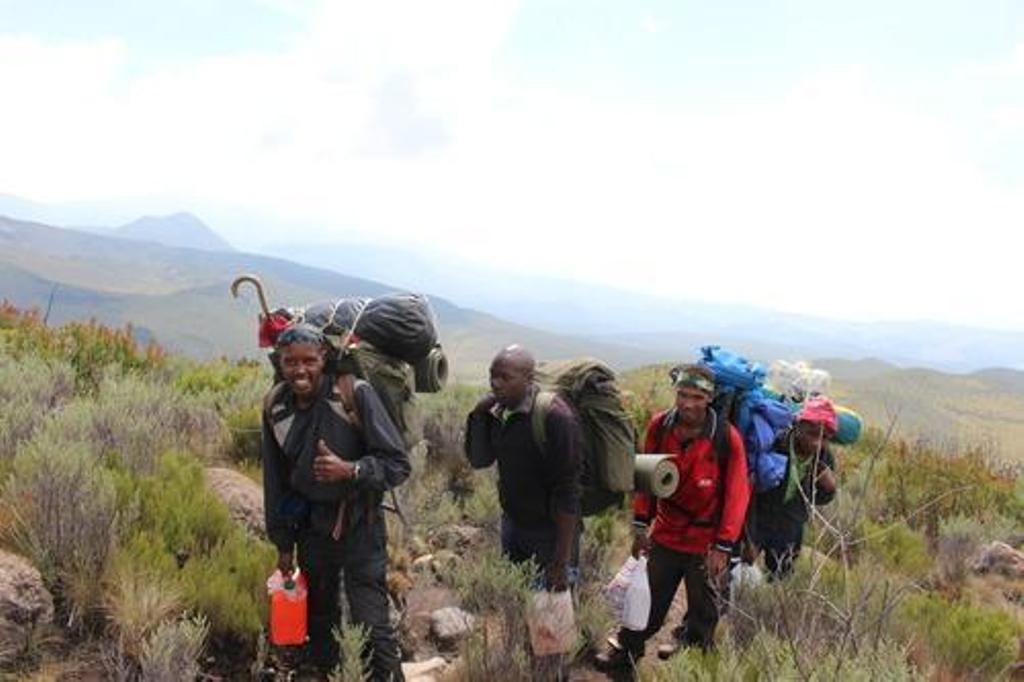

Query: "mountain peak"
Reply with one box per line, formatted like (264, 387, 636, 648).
(115, 213, 234, 252)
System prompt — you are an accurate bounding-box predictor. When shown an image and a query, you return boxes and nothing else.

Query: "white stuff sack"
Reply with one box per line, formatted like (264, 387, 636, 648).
(730, 562, 765, 590)
(526, 589, 576, 656)
(604, 556, 651, 631)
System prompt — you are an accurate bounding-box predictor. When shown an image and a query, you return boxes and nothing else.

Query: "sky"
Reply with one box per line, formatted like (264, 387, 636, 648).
(1, 0, 1023, 330)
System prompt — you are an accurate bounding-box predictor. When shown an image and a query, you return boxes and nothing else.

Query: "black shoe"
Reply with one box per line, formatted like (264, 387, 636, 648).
(594, 644, 638, 672)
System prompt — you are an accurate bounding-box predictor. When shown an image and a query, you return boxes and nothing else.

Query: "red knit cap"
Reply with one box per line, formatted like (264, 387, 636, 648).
(797, 396, 838, 434)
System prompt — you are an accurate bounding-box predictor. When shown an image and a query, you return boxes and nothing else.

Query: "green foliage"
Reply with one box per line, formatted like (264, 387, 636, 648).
(860, 437, 1022, 531)
(899, 594, 1019, 678)
(179, 532, 276, 639)
(3, 431, 118, 622)
(223, 406, 263, 463)
(641, 632, 922, 681)
(138, 614, 210, 682)
(0, 354, 75, 460)
(104, 559, 182, 659)
(115, 452, 276, 640)
(462, 472, 501, 528)
(330, 623, 370, 682)
(174, 360, 261, 396)
(34, 374, 226, 474)
(1, 304, 165, 394)
(129, 452, 236, 558)
(861, 520, 931, 581)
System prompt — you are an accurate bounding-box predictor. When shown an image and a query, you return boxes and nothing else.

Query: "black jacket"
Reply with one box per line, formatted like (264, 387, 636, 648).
(464, 390, 582, 529)
(750, 428, 836, 547)
(262, 374, 411, 553)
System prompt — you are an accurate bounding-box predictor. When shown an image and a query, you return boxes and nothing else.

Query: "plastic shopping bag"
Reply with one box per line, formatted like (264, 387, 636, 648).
(604, 556, 651, 631)
(526, 589, 576, 656)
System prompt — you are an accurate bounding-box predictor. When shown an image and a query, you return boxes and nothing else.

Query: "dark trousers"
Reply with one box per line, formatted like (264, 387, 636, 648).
(500, 515, 580, 588)
(618, 542, 721, 658)
(297, 515, 404, 681)
(755, 523, 804, 581)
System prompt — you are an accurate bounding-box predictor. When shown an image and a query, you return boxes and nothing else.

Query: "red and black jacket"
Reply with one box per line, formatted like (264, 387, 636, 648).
(633, 408, 751, 555)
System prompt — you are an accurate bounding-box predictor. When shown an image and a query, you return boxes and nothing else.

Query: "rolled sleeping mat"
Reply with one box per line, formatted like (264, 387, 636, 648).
(413, 345, 448, 393)
(634, 454, 679, 498)
(833, 406, 863, 445)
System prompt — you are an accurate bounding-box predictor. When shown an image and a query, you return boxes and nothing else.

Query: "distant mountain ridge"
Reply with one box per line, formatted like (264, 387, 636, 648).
(0, 215, 665, 374)
(115, 213, 235, 252)
(266, 241, 1024, 373)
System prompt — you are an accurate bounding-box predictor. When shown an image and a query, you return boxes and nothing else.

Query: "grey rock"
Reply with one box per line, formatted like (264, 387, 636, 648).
(430, 607, 475, 647)
(0, 550, 54, 664)
(205, 467, 264, 537)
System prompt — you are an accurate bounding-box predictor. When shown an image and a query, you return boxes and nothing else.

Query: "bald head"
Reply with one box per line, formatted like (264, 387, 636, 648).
(489, 344, 536, 407)
(494, 344, 536, 375)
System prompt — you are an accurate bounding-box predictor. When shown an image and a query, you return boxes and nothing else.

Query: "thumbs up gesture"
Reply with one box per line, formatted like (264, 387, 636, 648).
(313, 439, 355, 482)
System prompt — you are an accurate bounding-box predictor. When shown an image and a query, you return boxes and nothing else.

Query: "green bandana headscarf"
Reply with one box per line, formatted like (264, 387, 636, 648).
(672, 367, 715, 395)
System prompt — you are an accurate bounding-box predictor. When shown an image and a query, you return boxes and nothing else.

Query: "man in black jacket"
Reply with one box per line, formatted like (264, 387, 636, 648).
(262, 325, 411, 680)
(749, 396, 838, 580)
(464, 345, 582, 592)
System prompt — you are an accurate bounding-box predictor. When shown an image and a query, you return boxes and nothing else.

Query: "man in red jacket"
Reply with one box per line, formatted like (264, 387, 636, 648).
(597, 364, 750, 671)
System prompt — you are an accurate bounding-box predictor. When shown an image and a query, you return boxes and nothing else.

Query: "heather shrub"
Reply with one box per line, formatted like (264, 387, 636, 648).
(115, 452, 275, 640)
(3, 432, 118, 624)
(0, 354, 75, 460)
(3, 307, 165, 394)
(449, 546, 534, 681)
(462, 471, 501, 529)
(330, 623, 370, 682)
(223, 406, 262, 463)
(899, 593, 1019, 679)
(138, 614, 209, 682)
(642, 632, 922, 681)
(123, 452, 235, 560)
(179, 532, 275, 639)
(861, 520, 931, 581)
(36, 375, 226, 474)
(104, 560, 182, 660)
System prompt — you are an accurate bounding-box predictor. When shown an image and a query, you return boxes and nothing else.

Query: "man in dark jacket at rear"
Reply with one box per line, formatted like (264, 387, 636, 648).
(464, 345, 582, 592)
(262, 324, 411, 680)
(749, 396, 838, 580)
(597, 364, 750, 671)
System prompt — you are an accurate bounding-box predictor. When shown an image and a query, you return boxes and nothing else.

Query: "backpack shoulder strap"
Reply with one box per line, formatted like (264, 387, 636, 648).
(263, 381, 288, 415)
(331, 373, 364, 432)
(531, 389, 557, 454)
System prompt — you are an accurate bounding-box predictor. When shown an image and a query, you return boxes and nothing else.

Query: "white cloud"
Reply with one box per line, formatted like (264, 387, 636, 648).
(0, 14, 1022, 330)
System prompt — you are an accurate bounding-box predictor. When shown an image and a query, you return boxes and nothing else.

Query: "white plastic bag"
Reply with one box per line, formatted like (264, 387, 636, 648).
(526, 589, 576, 656)
(604, 556, 651, 631)
(730, 562, 764, 590)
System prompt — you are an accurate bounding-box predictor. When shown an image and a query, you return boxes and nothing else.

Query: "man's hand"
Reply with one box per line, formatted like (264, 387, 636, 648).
(705, 547, 730, 581)
(277, 551, 295, 577)
(546, 562, 569, 592)
(631, 526, 651, 558)
(313, 439, 356, 482)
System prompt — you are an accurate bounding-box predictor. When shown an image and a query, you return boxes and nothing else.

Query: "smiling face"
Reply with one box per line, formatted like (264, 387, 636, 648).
(278, 341, 326, 406)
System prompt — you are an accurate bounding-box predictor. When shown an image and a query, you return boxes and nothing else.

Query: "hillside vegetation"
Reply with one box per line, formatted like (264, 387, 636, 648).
(0, 307, 1021, 680)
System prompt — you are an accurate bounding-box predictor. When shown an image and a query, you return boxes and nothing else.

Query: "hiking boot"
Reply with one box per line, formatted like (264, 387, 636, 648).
(594, 643, 638, 672)
(656, 640, 681, 660)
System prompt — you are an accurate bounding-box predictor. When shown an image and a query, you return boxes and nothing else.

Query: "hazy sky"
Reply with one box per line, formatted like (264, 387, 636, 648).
(2, 1, 1023, 330)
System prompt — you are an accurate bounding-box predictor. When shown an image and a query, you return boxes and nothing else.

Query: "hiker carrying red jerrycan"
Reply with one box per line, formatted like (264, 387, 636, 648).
(597, 364, 751, 672)
(261, 324, 410, 680)
(747, 396, 839, 580)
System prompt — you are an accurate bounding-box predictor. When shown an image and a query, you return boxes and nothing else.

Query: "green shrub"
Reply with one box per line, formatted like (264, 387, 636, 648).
(179, 532, 276, 639)
(34, 375, 226, 474)
(129, 452, 236, 558)
(462, 473, 501, 528)
(3, 431, 118, 623)
(3, 307, 165, 394)
(330, 623, 370, 682)
(641, 631, 923, 681)
(899, 594, 1019, 678)
(138, 614, 209, 682)
(0, 354, 75, 460)
(861, 520, 931, 581)
(104, 559, 182, 659)
(223, 406, 263, 463)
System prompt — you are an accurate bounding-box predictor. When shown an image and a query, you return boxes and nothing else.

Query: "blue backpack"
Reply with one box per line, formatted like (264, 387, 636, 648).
(699, 346, 793, 492)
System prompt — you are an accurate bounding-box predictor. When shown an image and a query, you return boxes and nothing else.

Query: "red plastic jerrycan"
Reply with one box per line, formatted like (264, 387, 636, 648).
(268, 569, 308, 646)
